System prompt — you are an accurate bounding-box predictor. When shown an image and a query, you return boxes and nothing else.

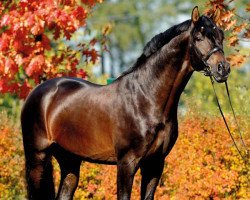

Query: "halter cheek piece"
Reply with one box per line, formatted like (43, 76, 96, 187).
(200, 46, 224, 76)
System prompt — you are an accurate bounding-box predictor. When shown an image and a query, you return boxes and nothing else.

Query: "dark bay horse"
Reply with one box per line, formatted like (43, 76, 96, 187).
(21, 7, 230, 200)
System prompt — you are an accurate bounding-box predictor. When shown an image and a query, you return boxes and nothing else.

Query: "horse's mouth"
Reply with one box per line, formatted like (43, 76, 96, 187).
(213, 74, 229, 83)
(203, 71, 229, 83)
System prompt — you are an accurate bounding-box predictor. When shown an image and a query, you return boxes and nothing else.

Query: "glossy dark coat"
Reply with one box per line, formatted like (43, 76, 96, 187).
(21, 7, 230, 200)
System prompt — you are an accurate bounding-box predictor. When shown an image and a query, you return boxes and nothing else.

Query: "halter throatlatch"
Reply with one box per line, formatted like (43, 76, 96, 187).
(200, 46, 249, 164)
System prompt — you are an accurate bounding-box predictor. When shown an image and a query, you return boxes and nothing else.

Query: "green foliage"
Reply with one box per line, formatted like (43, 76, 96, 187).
(181, 69, 250, 116)
(0, 94, 22, 122)
(89, 0, 194, 71)
(84, 63, 110, 85)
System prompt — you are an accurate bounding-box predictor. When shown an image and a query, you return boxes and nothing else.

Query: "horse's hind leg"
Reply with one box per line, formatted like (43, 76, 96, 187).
(24, 147, 55, 200)
(54, 146, 81, 200)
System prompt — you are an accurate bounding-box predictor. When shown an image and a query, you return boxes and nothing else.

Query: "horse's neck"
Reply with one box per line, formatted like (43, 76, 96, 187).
(154, 34, 193, 120)
(121, 32, 193, 122)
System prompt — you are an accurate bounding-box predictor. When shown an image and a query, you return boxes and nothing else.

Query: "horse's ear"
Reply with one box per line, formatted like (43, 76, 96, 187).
(210, 7, 220, 22)
(191, 6, 200, 23)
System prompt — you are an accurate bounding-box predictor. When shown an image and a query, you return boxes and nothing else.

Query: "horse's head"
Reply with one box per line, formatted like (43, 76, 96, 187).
(189, 7, 230, 83)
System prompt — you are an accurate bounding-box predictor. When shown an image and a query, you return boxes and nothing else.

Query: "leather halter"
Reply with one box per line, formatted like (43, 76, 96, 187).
(201, 46, 224, 76)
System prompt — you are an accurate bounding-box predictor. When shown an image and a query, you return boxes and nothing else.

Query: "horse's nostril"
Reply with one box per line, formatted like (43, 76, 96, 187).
(218, 63, 222, 72)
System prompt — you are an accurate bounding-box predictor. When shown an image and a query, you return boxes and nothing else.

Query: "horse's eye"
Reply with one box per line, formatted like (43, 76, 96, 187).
(194, 32, 203, 42)
(195, 36, 203, 42)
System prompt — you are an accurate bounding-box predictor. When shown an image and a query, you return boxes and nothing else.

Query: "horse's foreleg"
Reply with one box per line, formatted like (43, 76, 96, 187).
(140, 157, 165, 200)
(117, 156, 139, 200)
(55, 148, 81, 200)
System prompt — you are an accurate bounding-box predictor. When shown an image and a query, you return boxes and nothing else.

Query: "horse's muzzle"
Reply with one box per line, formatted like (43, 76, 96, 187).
(213, 61, 230, 83)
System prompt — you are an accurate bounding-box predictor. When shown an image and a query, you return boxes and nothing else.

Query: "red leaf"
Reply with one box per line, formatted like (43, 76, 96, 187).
(72, 6, 87, 21)
(0, 33, 10, 51)
(25, 55, 45, 76)
(26, 14, 35, 27)
(31, 18, 45, 35)
(0, 79, 6, 93)
(19, 80, 32, 99)
(82, 0, 100, 7)
(5, 58, 18, 76)
(77, 69, 87, 79)
(41, 34, 51, 50)
(1, 15, 10, 27)
(0, 57, 4, 73)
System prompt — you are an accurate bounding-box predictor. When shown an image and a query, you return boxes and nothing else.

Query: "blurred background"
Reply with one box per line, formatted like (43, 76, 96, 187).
(0, 0, 249, 199)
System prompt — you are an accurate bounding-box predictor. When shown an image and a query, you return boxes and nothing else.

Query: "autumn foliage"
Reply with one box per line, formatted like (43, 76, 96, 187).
(162, 115, 249, 199)
(205, 1, 250, 68)
(0, 111, 249, 199)
(0, 0, 249, 199)
(0, 0, 101, 98)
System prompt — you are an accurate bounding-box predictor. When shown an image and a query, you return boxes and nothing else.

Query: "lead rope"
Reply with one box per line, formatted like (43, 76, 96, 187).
(209, 75, 248, 164)
(225, 81, 249, 154)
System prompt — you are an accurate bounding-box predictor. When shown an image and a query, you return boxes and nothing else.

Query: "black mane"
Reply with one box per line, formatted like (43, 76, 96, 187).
(119, 19, 192, 77)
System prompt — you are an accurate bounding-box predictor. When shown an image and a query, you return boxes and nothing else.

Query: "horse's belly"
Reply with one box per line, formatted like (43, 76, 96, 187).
(52, 121, 117, 163)
(56, 133, 116, 163)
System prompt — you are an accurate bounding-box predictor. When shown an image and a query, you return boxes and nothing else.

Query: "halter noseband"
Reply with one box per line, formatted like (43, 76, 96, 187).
(200, 46, 224, 76)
